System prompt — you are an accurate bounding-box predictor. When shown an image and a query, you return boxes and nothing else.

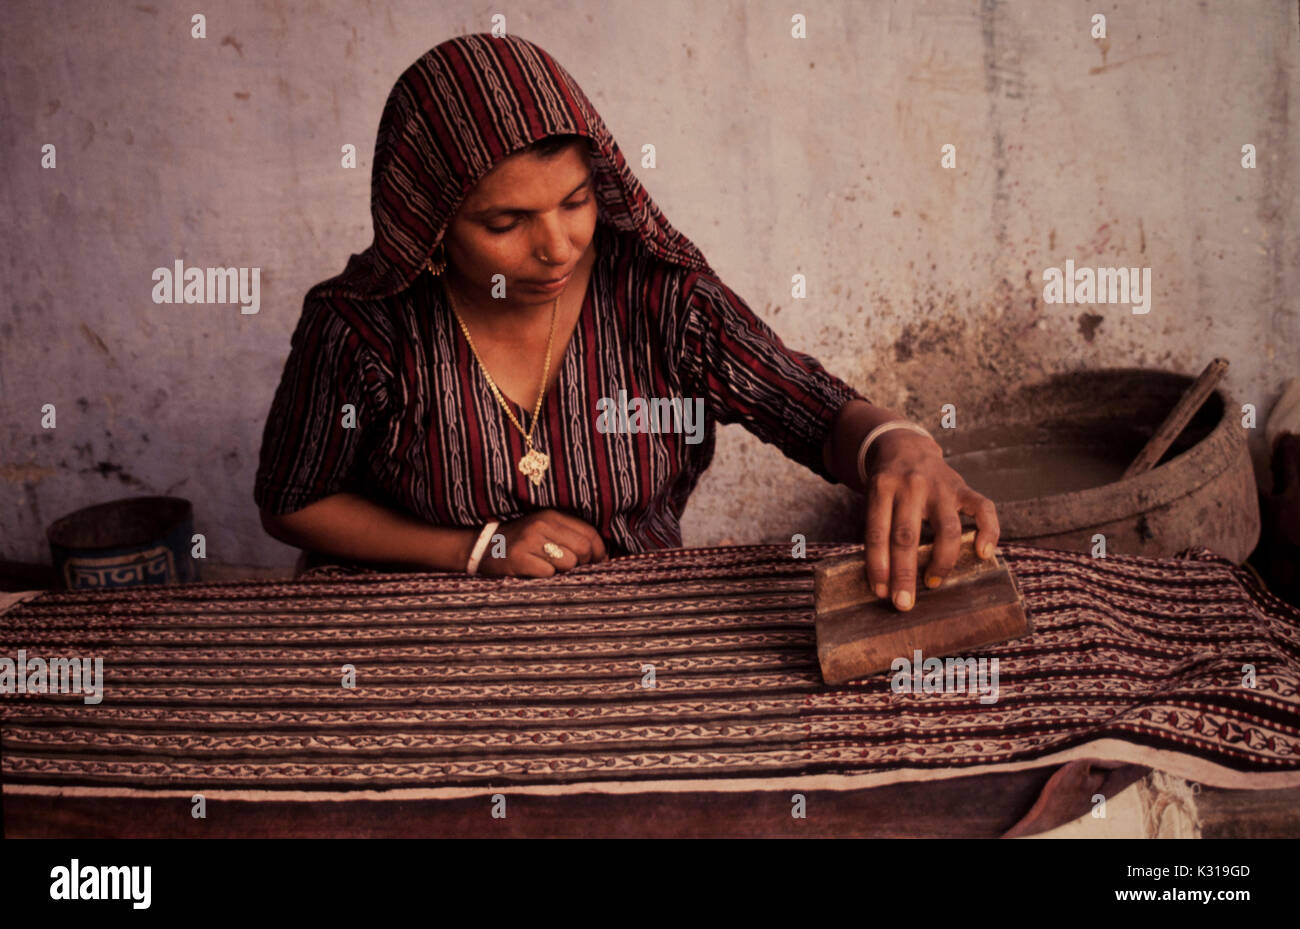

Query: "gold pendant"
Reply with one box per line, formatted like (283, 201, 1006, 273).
(518, 448, 549, 486)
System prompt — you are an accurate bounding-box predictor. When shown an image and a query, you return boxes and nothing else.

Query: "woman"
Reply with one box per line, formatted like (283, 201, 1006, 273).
(254, 33, 1000, 612)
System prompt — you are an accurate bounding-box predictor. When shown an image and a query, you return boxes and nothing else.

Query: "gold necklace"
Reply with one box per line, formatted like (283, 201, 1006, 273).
(443, 278, 559, 487)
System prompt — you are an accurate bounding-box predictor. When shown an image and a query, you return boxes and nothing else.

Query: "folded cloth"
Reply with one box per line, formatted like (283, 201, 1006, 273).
(2, 541, 1298, 837)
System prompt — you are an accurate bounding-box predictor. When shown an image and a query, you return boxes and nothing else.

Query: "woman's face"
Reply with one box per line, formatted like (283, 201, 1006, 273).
(443, 140, 598, 310)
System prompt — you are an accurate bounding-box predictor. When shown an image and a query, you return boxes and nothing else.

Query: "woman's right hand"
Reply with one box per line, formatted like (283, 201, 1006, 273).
(477, 509, 610, 578)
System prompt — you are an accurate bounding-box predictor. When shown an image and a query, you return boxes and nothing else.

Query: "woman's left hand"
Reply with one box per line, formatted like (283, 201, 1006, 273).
(862, 430, 1000, 612)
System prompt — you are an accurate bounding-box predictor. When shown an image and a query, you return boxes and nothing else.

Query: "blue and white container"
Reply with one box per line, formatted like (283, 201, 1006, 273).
(47, 496, 197, 590)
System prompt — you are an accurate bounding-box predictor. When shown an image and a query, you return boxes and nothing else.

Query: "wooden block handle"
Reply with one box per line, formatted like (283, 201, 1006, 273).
(813, 529, 992, 615)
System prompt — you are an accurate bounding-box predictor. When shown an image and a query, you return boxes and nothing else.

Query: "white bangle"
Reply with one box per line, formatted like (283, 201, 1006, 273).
(856, 422, 935, 485)
(466, 520, 500, 575)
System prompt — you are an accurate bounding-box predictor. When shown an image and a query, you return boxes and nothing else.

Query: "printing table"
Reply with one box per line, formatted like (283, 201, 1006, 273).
(3, 542, 1299, 838)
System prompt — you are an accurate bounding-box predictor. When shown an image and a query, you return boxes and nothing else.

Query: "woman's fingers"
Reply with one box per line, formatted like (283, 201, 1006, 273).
(499, 509, 611, 577)
(518, 533, 578, 576)
(888, 473, 927, 611)
(519, 551, 559, 577)
(542, 521, 598, 565)
(961, 486, 1001, 560)
(861, 429, 1003, 608)
(864, 472, 896, 601)
(539, 538, 579, 571)
(923, 487, 964, 587)
(518, 523, 579, 573)
(547, 511, 609, 562)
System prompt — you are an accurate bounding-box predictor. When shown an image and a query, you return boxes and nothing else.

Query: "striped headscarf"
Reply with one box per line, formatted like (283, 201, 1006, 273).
(308, 32, 713, 303)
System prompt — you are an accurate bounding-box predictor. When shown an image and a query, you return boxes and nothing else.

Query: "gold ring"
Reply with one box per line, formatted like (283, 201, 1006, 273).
(542, 542, 565, 560)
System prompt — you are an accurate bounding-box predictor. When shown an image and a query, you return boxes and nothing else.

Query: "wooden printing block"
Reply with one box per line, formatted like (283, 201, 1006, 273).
(812, 531, 1032, 686)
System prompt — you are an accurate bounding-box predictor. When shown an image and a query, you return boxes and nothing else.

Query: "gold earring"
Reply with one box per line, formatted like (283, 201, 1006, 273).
(424, 241, 448, 276)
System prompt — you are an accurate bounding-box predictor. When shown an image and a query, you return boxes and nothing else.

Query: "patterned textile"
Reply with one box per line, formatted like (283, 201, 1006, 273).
(3, 542, 1298, 836)
(253, 32, 868, 551)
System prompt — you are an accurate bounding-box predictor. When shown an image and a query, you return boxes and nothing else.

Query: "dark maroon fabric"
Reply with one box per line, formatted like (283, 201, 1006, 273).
(4, 765, 1141, 838)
